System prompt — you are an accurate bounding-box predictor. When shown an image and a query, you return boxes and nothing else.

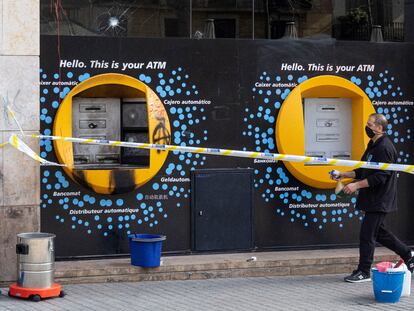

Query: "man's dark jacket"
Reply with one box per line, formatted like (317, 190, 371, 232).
(354, 135, 397, 213)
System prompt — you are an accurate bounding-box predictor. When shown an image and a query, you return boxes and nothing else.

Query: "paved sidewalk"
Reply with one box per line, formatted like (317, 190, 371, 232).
(0, 274, 412, 311)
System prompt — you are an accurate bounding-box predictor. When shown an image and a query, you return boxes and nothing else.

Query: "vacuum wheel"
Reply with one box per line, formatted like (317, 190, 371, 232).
(30, 294, 41, 302)
(59, 290, 66, 298)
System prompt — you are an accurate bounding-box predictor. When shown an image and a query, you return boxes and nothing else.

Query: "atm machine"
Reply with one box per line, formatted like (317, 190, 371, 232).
(303, 98, 352, 162)
(72, 97, 150, 168)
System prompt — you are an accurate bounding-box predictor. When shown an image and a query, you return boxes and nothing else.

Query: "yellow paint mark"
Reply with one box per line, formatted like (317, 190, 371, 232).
(12, 135, 18, 147)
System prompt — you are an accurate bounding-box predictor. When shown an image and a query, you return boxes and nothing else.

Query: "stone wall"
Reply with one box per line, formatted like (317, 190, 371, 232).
(0, 0, 40, 283)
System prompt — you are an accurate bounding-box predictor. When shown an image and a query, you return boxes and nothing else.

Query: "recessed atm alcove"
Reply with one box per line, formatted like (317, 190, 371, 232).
(53, 73, 171, 194)
(276, 75, 376, 189)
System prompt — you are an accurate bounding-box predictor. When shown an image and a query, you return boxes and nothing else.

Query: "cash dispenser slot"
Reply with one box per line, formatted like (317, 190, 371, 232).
(96, 154, 120, 164)
(79, 103, 106, 113)
(332, 152, 351, 159)
(318, 105, 338, 112)
(74, 155, 90, 164)
(316, 133, 340, 142)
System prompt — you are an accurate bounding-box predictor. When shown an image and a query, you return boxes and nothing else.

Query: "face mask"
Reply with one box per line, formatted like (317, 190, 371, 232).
(365, 125, 376, 138)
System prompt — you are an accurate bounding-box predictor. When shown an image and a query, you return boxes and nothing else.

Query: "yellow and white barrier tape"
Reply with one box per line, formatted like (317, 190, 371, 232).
(31, 134, 414, 174)
(0, 141, 8, 148)
(6, 105, 25, 136)
(9, 134, 65, 166)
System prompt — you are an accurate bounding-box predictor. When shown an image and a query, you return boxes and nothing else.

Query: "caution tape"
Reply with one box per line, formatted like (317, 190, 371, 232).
(9, 134, 65, 166)
(31, 134, 414, 174)
(3, 104, 62, 165)
(6, 105, 25, 136)
(2, 97, 25, 136)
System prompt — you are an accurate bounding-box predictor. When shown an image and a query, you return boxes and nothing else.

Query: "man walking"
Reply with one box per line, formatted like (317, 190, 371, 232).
(333, 113, 414, 282)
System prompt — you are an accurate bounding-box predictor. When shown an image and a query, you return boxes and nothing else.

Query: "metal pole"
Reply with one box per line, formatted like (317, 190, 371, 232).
(190, 0, 193, 38)
(252, 0, 255, 39)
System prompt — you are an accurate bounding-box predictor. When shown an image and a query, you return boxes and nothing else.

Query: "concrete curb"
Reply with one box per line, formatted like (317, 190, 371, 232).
(0, 247, 400, 286)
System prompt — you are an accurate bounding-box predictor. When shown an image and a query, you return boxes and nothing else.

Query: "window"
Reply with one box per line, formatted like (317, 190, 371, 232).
(192, 0, 253, 38)
(40, 0, 410, 41)
(335, 0, 404, 41)
(214, 19, 237, 38)
(41, 0, 191, 38)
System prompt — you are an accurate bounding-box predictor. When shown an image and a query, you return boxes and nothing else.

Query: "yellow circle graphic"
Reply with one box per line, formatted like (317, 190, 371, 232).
(53, 73, 171, 194)
(276, 75, 375, 189)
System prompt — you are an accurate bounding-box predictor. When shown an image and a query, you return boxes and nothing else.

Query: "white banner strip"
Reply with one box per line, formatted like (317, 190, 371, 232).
(32, 134, 414, 174)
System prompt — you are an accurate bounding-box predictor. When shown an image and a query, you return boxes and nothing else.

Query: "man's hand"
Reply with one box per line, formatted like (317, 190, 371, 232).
(330, 171, 356, 181)
(343, 182, 359, 194)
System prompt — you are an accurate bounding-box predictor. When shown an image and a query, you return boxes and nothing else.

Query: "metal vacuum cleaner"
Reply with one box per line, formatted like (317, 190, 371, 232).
(8, 232, 65, 302)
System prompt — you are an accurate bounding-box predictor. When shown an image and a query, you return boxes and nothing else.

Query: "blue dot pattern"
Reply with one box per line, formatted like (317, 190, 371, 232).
(245, 71, 412, 229)
(155, 67, 199, 98)
(39, 67, 208, 236)
(354, 71, 411, 158)
(39, 67, 409, 235)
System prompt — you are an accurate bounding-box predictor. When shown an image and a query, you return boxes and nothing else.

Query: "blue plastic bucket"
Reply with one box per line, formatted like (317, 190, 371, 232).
(372, 268, 405, 303)
(128, 234, 166, 267)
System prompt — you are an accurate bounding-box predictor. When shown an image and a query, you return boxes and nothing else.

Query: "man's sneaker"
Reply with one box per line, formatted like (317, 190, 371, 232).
(344, 270, 371, 283)
(406, 252, 414, 273)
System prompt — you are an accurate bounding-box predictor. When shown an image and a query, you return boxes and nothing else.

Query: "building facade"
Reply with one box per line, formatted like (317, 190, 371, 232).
(0, 0, 40, 283)
(1, 0, 414, 283)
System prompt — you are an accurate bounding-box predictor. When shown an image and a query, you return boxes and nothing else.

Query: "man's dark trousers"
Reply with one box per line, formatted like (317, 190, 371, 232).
(358, 212, 412, 274)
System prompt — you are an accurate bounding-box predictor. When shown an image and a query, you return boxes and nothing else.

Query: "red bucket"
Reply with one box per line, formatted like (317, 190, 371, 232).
(376, 262, 394, 272)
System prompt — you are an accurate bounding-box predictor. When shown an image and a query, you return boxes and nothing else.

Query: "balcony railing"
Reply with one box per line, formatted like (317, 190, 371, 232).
(333, 22, 404, 42)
